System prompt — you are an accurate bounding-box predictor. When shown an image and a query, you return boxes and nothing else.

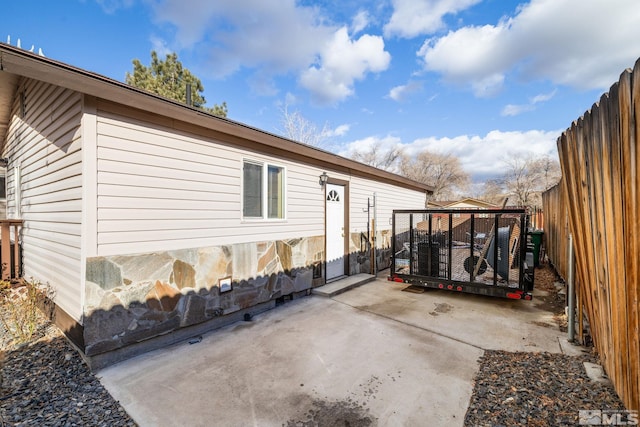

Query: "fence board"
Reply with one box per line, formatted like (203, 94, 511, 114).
(629, 59, 640, 409)
(542, 58, 640, 410)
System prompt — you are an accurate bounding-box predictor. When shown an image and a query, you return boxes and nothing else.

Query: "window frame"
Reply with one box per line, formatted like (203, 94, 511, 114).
(241, 158, 287, 221)
(0, 168, 6, 200)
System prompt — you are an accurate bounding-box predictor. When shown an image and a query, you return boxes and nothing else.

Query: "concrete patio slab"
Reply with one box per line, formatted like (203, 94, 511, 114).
(333, 279, 569, 354)
(99, 294, 480, 426)
(99, 276, 578, 426)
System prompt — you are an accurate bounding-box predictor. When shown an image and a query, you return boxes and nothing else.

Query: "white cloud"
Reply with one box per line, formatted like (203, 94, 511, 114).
(341, 135, 403, 155)
(324, 124, 351, 138)
(148, 0, 389, 104)
(418, 0, 640, 95)
(388, 80, 423, 102)
(149, 35, 172, 57)
(418, 24, 511, 97)
(351, 10, 370, 34)
(150, 0, 334, 77)
(384, 0, 481, 38)
(408, 129, 561, 179)
(283, 92, 298, 107)
(501, 104, 535, 117)
(95, 0, 134, 14)
(247, 71, 278, 97)
(343, 129, 560, 181)
(300, 27, 391, 105)
(501, 89, 557, 116)
(531, 89, 557, 104)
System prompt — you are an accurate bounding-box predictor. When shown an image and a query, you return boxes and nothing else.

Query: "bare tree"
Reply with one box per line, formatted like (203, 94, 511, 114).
(493, 153, 561, 208)
(531, 154, 562, 191)
(349, 140, 403, 171)
(279, 105, 331, 148)
(398, 151, 470, 199)
(480, 179, 506, 205)
(502, 155, 536, 207)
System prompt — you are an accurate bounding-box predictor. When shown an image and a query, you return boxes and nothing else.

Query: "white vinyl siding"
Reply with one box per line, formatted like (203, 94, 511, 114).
(3, 79, 83, 321)
(349, 177, 426, 244)
(95, 102, 325, 256)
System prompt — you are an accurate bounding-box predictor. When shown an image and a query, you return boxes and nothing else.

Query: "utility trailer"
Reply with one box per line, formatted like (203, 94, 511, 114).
(388, 208, 535, 300)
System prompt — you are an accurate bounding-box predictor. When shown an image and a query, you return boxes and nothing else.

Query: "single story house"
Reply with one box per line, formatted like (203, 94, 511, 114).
(427, 197, 500, 210)
(0, 43, 432, 367)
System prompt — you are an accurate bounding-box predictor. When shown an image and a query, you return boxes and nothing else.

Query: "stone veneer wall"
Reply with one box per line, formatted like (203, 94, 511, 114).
(348, 229, 393, 274)
(84, 236, 324, 356)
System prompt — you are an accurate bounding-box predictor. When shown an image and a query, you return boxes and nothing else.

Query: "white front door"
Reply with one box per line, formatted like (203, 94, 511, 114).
(325, 183, 345, 281)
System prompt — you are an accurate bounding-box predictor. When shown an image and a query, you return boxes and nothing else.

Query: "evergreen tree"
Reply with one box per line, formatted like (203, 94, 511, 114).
(126, 51, 227, 117)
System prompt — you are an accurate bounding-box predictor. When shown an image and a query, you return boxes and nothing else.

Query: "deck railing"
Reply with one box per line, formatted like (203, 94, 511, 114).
(0, 219, 23, 281)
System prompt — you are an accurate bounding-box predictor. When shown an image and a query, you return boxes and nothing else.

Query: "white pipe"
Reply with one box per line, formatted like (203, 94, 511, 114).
(372, 192, 377, 274)
(567, 233, 575, 342)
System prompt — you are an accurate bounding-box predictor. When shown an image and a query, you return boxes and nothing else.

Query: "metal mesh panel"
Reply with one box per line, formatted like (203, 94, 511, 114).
(393, 212, 411, 274)
(393, 210, 524, 288)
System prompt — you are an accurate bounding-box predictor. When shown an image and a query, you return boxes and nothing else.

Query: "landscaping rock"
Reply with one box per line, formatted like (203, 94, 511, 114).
(464, 350, 626, 426)
(0, 326, 136, 426)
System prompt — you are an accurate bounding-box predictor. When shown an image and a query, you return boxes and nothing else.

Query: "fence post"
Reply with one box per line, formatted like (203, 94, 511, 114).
(567, 233, 576, 342)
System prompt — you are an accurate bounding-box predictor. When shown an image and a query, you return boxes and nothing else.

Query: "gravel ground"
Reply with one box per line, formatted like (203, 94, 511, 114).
(464, 350, 626, 426)
(0, 286, 136, 426)
(464, 264, 628, 426)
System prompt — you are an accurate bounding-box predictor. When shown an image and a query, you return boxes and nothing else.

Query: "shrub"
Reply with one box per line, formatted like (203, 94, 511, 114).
(0, 278, 54, 347)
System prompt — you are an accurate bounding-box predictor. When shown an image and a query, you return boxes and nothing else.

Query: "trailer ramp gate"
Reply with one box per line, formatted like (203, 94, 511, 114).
(388, 208, 534, 300)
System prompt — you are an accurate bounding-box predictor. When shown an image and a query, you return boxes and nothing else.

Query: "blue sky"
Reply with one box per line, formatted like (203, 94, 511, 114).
(2, 0, 640, 182)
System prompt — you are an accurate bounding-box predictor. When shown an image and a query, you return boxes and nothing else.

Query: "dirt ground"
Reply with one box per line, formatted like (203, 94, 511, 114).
(534, 263, 569, 332)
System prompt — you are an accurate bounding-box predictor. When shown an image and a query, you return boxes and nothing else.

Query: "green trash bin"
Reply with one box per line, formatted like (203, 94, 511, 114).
(528, 230, 544, 267)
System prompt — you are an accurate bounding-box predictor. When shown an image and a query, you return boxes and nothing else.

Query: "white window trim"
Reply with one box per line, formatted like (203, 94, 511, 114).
(14, 165, 21, 219)
(241, 158, 287, 222)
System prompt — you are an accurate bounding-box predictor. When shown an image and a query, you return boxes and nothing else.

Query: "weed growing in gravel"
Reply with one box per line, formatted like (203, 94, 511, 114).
(0, 276, 54, 347)
(0, 279, 10, 293)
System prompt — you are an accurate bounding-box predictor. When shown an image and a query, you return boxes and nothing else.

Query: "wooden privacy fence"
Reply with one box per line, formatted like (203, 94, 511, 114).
(541, 184, 569, 279)
(529, 206, 544, 231)
(542, 58, 640, 410)
(0, 219, 22, 281)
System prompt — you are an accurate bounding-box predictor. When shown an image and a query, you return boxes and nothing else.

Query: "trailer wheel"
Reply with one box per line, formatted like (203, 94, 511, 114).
(464, 255, 487, 275)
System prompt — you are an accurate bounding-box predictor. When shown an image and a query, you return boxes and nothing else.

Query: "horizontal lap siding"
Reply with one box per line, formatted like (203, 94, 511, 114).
(349, 177, 426, 238)
(95, 104, 325, 256)
(3, 79, 83, 321)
